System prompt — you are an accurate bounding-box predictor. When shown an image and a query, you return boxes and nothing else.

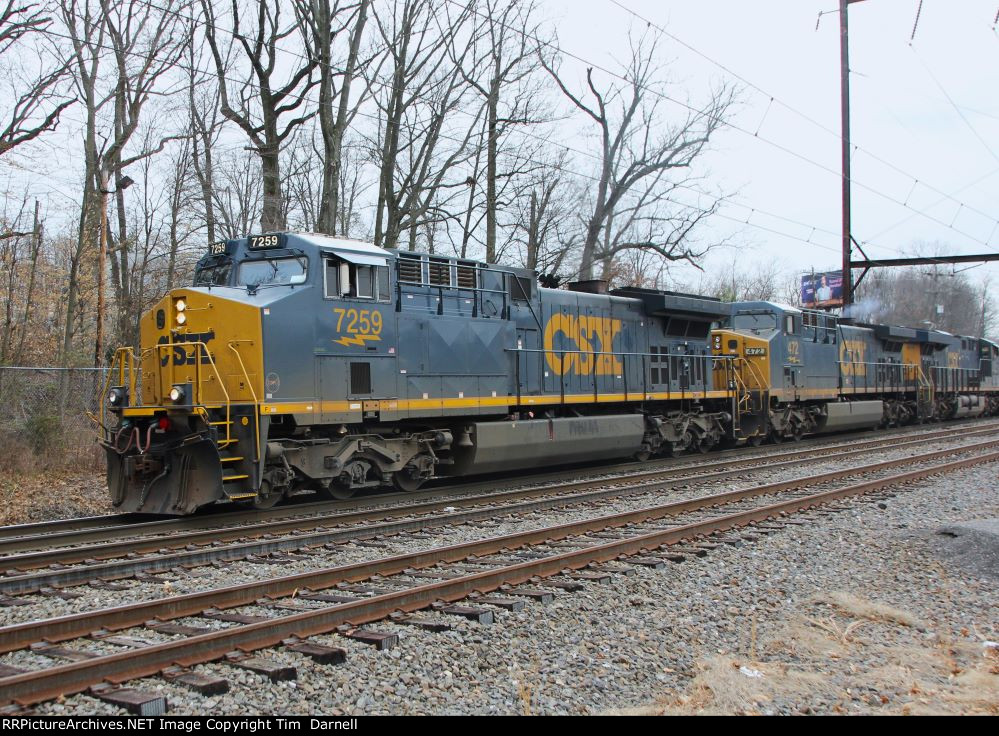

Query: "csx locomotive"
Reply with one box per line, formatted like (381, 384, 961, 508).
(99, 232, 999, 514)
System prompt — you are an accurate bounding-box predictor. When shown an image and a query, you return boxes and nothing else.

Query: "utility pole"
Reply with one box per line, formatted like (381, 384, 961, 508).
(837, 2, 996, 306)
(840, 0, 854, 309)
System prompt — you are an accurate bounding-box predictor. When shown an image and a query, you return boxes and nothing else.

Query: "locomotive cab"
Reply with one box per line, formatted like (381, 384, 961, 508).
(101, 232, 401, 513)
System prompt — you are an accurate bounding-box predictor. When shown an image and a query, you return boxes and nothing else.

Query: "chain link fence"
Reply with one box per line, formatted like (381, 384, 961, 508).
(0, 366, 109, 472)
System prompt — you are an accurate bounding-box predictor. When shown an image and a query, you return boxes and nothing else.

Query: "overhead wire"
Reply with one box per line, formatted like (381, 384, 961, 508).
(123, 0, 999, 254)
(25, 0, 851, 262)
(602, 0, 999, 257)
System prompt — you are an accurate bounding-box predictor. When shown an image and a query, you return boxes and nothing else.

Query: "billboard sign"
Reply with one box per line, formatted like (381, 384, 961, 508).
(801, 270, 843, 308)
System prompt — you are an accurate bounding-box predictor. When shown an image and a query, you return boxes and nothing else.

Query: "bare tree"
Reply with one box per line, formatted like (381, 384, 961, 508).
(541, 30, 733, 280)
(14, 200, 43, 364)
(213, 148, 264, 240)
(185, 22, 225, 244)
(509, 151, 581, 275)
(369, 0, 481, 250)
(165, 137, 194, 290)
(448, 0, 548, 263)
(62, 0, 188, 363)
(199, 0, 319, 232)
(699, 251, 782, 302)
(299, 0, 371, 235)
(0, 1, 73, 158)
(852, 242, 993, 336)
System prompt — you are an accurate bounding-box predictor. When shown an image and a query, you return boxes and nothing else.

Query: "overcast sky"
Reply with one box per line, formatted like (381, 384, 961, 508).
(548, 0, 999, 291)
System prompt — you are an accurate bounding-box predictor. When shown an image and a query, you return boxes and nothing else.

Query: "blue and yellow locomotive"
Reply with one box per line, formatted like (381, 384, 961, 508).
(712, 301, 998, 442)
(99, 232, 997, 514)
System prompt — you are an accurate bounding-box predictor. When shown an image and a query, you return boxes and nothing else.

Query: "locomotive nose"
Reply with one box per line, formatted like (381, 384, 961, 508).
(140, 289, 263, 407)
(101, 288, 265, 514)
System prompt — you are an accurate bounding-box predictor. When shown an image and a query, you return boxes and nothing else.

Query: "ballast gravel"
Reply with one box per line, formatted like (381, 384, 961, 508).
(10, 438, 999, 715)
(0, 432, 990, 627)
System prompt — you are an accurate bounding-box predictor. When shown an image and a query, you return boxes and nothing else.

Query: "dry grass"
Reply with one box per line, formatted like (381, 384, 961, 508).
(809, 590, 926, 630)
(627, 591, 999, 715)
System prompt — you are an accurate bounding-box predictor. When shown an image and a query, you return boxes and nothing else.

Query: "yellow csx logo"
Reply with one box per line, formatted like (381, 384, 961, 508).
(543, 314, 623, 376)
(333, 308, 383, 347)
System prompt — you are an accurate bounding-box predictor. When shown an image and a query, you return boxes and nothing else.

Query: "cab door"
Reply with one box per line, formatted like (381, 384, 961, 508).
(783, 314, 802, 400)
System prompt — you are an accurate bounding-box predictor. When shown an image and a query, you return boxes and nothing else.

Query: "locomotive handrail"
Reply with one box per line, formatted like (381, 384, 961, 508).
(91, 347, 139, 434)
(736, 353, 768, 392)
(507, 347, 736, 403)
(228, 341, 262, 464)
(142, 340, 233, 448)
(836, 359, 978, 394)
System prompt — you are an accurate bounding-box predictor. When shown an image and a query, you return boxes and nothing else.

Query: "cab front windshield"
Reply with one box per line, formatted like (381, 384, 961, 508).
(732, 312, 778, 331)
(237, 257, 308, 287)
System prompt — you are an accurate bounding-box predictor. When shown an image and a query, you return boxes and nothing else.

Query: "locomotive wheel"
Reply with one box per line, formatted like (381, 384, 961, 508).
(391, 467, 425, 493)
(696, 436, 712, 454)
(243, 480, 281, 510)
(252, 491, 281, 510)
(770, 430, 784, 444)
(327, 481, 357, 500)
(748, 434, 764, 447)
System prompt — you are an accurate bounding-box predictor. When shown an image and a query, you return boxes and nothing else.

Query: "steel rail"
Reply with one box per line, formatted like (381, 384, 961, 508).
(3, 422, 997, 570)
(1, 448, 995, 707)
(1, 441, 996, 655)
(2, 434, 997, 594)
(3, 418, 996, 548)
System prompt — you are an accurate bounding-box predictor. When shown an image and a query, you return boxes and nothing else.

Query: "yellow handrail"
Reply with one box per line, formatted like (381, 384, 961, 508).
(228, 341, 262, 464)
(141, 340, 234, 448)
(91, 347, 138, 432)
(737, 355, 768, 394)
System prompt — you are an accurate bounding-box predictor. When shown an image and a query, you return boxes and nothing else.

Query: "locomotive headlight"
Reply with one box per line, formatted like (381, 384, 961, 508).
(175, 299, 187, 312)
(169, 385, 186, 403)
(175, 312, 187, 325)
(107, 386, 127, 408)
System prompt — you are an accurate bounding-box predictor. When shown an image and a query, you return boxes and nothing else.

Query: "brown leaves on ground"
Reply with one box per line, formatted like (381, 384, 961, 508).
(0, 470, 111, 525)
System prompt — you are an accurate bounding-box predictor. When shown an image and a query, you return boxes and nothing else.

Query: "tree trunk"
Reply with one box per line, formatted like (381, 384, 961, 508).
(317, 0, 368, 235)
(14, 200, 42, 363)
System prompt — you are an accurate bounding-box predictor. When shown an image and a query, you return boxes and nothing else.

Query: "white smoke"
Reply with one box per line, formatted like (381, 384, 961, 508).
(841, 296, 884, 322)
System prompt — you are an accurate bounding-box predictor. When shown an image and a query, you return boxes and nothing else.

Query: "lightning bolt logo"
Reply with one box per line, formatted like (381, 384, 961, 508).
(334, 334, 382, 347)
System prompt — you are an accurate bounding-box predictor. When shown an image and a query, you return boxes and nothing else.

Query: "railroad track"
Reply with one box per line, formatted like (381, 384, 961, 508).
(0, 437, 995, 711)
(1, 423, 996, 595)
(3, 419, 996, 558)
(3, 417, 996, 550)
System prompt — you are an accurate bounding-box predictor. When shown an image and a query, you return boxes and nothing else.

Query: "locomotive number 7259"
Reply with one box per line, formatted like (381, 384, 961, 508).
(334, 308, 383, 336)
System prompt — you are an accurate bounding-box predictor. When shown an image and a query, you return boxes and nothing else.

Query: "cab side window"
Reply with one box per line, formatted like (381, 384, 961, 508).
(356, 266, 373, 298)
(324, 258, 390, 301)
(324, 259, 340, 298)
